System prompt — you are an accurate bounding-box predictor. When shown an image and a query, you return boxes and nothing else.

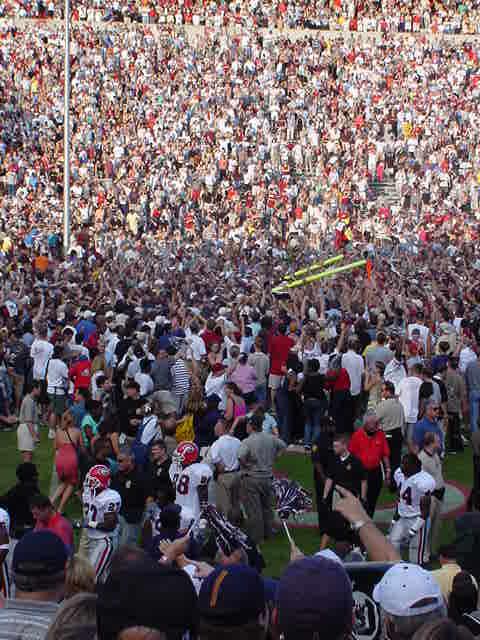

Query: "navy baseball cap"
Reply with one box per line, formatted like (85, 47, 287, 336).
(97, 560, 198, 639)
(13, 531, 68, 577)
(277, 556, 353, 639)
(199, 565, 265, 626)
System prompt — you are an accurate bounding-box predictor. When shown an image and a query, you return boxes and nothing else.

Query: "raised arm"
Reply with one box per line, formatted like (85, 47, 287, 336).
(335, 486, 400, 562)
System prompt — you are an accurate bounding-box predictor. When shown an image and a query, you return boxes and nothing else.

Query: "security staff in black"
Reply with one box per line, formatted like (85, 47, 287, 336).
(320, 432, 367, 548)
(311, 416, 336, 531)
(111, 450, 150, 546)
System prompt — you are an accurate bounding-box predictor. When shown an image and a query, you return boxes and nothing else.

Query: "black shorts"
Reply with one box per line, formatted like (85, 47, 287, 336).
(38, 380, 49, 406)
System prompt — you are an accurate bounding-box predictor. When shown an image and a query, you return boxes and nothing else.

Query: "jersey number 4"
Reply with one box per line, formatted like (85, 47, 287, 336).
(401, 487, 412, 506)
(177, 475, 190, 495)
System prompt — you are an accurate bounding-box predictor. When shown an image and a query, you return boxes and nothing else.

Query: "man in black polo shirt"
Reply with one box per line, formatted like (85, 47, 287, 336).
(111, 449, 150, 546)
(320, 433, 367, 549)
(118, 382, 145, 442)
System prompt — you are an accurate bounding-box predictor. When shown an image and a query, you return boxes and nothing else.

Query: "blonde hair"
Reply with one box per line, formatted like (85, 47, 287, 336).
(45, 593, 97, 640)
(65, 554, 96, 598)
(185, 375, 204, 414)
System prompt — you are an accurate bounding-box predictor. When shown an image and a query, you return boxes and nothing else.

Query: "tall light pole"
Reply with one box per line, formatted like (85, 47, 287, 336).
(63, 0, 71, 257)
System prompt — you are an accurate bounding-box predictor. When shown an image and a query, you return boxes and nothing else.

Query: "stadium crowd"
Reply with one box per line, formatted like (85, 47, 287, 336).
(3, 0, 480, 33)
(1, 24, 480, 255)
(0, 14, 478, 640)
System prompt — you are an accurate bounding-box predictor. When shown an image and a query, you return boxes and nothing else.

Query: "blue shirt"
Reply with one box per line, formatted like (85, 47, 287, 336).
(69, 399, 87, 429)
(413, 417, 444, 453)
(75, 319, 96, 342)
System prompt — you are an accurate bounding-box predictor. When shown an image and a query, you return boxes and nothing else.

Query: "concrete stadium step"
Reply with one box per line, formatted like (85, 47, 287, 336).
(372, 179, 400, 207)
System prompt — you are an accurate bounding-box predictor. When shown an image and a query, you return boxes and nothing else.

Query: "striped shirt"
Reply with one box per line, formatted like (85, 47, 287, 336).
(0, 599, 59, 640)
(171, 359, 191, 396)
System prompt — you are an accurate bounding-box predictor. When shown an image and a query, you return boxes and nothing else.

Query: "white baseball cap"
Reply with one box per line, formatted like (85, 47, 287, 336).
(373, 563, 443, 617)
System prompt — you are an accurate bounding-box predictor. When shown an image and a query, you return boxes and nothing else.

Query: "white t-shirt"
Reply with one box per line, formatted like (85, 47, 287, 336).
(82, 487, 122, 539)
(91, 371, 106, 401)
(30, 339, 54, 380)
(46, 358, 69, 395)
(459, 347, 477, 374)
(169, 462, 213, 520)
(134, 372, 154, 397)
(204, 373, 227, 410)
(342, 350, 365, 396)
(187, 334, 207, 361)
(210, 435, 241, 472)
(394, 469, 435, 518)
(408, 323, 429, 350)
(397, 376, 423, 423)
(140, 415, 159, 445)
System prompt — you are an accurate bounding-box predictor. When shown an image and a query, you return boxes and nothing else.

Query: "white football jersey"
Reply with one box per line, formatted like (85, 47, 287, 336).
(169, 462, 213, 520)
(394, 469, 435, 518)
(82, 487, 122, 538)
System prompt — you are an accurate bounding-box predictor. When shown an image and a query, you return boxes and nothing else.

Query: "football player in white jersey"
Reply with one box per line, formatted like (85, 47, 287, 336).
(169, 441, 213, 521)
(82, 465, 121, 582)
(390, 454, 435, 565)
(0, 507, 10, 598)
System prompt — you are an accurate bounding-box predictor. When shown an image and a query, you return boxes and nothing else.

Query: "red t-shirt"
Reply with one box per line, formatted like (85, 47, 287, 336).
(35, 513, 74, 550)
(69, 359, 92, 391)
(202, 329, 222, 351)
(349, 429, 390, 471)
(269, 334, 294, 376)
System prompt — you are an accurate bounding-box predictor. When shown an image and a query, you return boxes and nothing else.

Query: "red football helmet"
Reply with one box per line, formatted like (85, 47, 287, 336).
(85, 465, 111, 494)
(173, 441, 199, 468)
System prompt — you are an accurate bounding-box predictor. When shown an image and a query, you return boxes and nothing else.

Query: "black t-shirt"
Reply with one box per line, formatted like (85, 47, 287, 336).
(326, 453, 366, 497)
(118, 397, 146, 437)
(303, 373, 326, 401)
(356, 329, 372, 353)
(111, 468, 150, 524)
(311, 432, 334, 486)
(145, 458, 173, 496)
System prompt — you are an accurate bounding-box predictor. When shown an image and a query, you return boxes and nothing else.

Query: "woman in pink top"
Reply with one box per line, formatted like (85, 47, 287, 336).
(224, 382, 247, 430)
(229, 354, 258, 405)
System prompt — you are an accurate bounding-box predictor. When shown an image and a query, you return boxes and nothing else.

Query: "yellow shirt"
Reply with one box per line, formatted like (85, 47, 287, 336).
(430, 563, 477, 601)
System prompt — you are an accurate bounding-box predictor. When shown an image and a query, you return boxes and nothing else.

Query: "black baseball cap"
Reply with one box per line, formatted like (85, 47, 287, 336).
(97, 560, 198, 640)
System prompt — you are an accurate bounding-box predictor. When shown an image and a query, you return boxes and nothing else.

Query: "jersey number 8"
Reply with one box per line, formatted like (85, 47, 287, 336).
(177, 474, 190, 495)
(401, 487, 412, 506)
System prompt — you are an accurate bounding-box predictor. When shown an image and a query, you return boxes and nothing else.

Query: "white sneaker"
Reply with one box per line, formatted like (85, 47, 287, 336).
(48, 428, 56, 439)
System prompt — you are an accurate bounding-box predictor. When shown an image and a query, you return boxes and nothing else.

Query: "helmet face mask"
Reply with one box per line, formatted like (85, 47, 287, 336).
(85, 464, 111, 495)
(172, 441, 199, 469)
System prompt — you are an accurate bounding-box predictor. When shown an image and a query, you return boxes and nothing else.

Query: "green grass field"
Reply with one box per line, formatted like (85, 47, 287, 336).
(0, 428, 473, 578)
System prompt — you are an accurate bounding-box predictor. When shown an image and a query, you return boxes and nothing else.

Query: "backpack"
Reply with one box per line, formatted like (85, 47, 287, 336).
(326, 352, 343, 381)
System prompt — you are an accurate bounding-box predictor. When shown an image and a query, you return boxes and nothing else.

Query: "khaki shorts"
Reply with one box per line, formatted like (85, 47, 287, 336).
(268, 374, 283, 390)
(17, 423, 36, 453)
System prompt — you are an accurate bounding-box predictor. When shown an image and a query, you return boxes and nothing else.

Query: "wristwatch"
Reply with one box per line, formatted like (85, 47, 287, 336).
(351, 519, 371, 531)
